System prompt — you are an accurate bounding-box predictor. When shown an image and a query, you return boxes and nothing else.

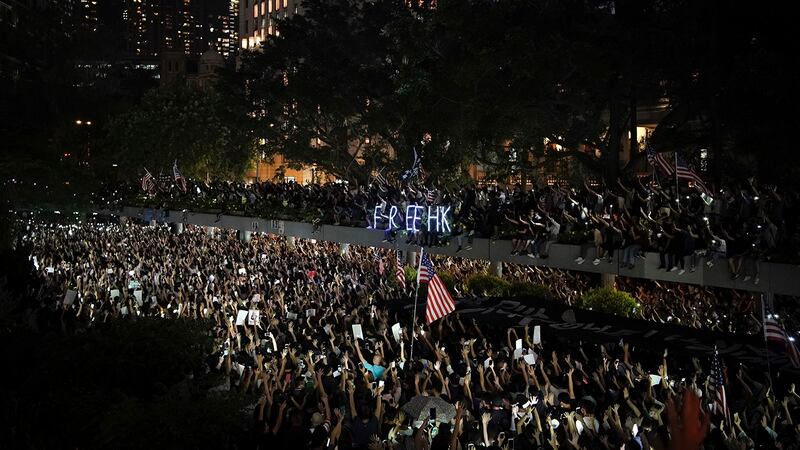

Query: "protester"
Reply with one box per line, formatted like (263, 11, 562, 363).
(17, 221, 800, 450)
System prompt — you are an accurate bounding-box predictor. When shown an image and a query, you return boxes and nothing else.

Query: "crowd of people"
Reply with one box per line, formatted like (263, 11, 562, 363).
(101, 175, 800, 279)
(16, 220, 800, 449)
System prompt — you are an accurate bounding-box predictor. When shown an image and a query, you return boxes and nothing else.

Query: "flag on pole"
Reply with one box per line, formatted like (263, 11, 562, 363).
(395, 251, 406, 290)
(173, 160, 187, 192)
(400, 148, 423, 181)
(764, 306, 800, 368)
(417, 250, 455, 324)
(646, 145, 674, 176)
(675, 153, 712, 197)
(710, 348, 731, 425)
(141, 168, 156, 194)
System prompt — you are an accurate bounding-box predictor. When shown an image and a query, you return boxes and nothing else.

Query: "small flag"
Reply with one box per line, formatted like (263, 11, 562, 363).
(395, 251, 406, 290)
(646, 145, 674, 176)
(173, 160, 187, 192)
(675, 153, 712, 197)
(141, 168, 156, 194)
(417, 250, 455, 324)
(426, 189, 436, 204)
(710, 348, 731, 425)
(400, 148, 423, 181)
(375, 251, 384, 275)
(764, 305, 800, 368)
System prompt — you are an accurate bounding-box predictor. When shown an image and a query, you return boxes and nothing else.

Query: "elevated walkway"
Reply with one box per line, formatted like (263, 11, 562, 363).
(114, 206, 800, 297)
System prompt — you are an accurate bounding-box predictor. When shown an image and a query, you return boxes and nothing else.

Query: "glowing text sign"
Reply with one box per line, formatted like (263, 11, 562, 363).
(373, 204, 451, 233)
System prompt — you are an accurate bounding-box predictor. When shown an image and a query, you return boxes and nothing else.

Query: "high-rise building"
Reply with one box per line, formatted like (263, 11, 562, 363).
(239, 0, 301, 50)
(123, 0, 239, 60)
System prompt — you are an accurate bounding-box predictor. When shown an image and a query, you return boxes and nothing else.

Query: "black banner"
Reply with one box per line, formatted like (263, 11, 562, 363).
(403, 296, 797, 373)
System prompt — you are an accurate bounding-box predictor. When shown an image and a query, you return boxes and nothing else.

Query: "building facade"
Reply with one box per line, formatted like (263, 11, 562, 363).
(239, 0, 300, 50)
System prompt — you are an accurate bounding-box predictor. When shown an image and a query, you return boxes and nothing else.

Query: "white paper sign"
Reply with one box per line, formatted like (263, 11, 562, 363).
(64, 290, 77, 305)
(286, 312, 298, 320)
(47, 267, 55, 274)
(110, 289, 120, 299)
(121, 306, 129, 316)
(513, 348, 524, 360)
(236, 310, 248, 326)
(523, 354, 538, 365)
(533, 326, 541, 345)
(649, 374, 662, 386)
(352, 324, 364, 341)
(248, 310, 260, 326)
(515, 338, 523, 349)
(238, 268, 247, 276)
(391, 323, 402, 343)
(252, 294, 261, 302)
(484, 357, 493, 368)
(128, 280, 140, 290)
(133, 289, 143, 303)
(306, 308, 316, 318)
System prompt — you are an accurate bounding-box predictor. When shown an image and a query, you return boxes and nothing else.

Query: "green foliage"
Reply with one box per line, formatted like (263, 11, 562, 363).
(577, 288, 638, 318)
(465, 273, 511, 297)
(506, 282, 552, 300)
(405, 266, 417, 285)
(102, 83, 256, 180)
(437, 271, 456, 293)
(0, 317, 248, 449)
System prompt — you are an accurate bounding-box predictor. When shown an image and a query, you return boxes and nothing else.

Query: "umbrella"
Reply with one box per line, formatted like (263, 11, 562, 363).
(401, 395, 456, 423)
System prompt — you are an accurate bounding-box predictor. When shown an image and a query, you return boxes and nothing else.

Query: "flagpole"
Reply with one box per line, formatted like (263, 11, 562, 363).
(760, 293, 775, 389)
(409, 247, 423, 363)
(674, 152, 680, 207)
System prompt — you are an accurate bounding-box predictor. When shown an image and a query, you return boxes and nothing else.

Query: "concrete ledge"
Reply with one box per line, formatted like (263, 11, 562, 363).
(114, 206, 800, 297)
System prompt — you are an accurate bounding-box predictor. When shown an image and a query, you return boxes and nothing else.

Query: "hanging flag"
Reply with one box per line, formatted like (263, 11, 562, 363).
(710, 348, 731, 425)
(395, 251, 406, 290)
(173, 160, 187, 192)
(764, 305, 800, 368)
(417, 250, 455, 324)
(675, 153, 712, 197)
(141, 168, 156, 194)
(646, 145, 674, 176)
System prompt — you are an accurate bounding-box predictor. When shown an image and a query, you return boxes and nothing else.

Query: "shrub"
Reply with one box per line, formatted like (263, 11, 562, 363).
(404, 266, 417, 285)
(577, 288, 638, 317)
(465, 273, 511, 297)
(505, 282, 552, 300)
(438, 271, 456, 293)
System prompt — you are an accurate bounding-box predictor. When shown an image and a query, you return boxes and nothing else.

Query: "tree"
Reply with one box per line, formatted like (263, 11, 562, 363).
(102, 82, 256, 180)
(0, 317, 249, 449)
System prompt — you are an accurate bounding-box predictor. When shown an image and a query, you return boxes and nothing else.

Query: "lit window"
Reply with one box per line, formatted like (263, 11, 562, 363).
(253, 4, 258, 16)
(283, 0, 287, 8)
(261, 1, 266, 14)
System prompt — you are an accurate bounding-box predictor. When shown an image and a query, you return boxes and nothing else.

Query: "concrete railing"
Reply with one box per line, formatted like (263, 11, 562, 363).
(114, 206, 800, 297)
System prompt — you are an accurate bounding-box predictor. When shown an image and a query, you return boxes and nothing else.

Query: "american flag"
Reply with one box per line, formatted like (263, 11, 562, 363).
(173, 160, 187, 192)
(395, 251, 406, 290)
(710, 348, 731, 425)
(141, 168, 156, 194)
(426, 189, 436, 204)
(764, 306, 800, 368)
(417, 250, 455, 324)
(646, 145, 674, 176)
(375, 250, 385, 275)
(675, 154, 712, 197)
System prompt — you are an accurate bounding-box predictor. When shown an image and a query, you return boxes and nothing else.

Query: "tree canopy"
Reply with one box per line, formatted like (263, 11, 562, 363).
(240, 0, 799, 185)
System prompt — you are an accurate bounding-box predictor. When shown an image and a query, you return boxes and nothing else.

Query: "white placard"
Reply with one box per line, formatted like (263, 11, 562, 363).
(484, 357, 493, 368)
(649, 374, 662, 386)
(47, 267, 55, 274)
(252, 294, 261, 302)
(248, 310, 260, 326)
(286, 312, 298, 320)
(391, 323, 402, 343)
(236, 310, 248, 326)
(352, 324, 364, 341)
(110, 289, 120, 299)
(306, 308, 316, 318)
(121, 306, 129, 316)
(128, 280, 140, 290)
(515, 338, 523, 349)
(238, 268, 247, 276)
(523, 354, 538, 365)
(513, 348, 524, 360)
(533, 326, 541, 345)
(64, 290, 77, 305)
(134, 290, 143, 306)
